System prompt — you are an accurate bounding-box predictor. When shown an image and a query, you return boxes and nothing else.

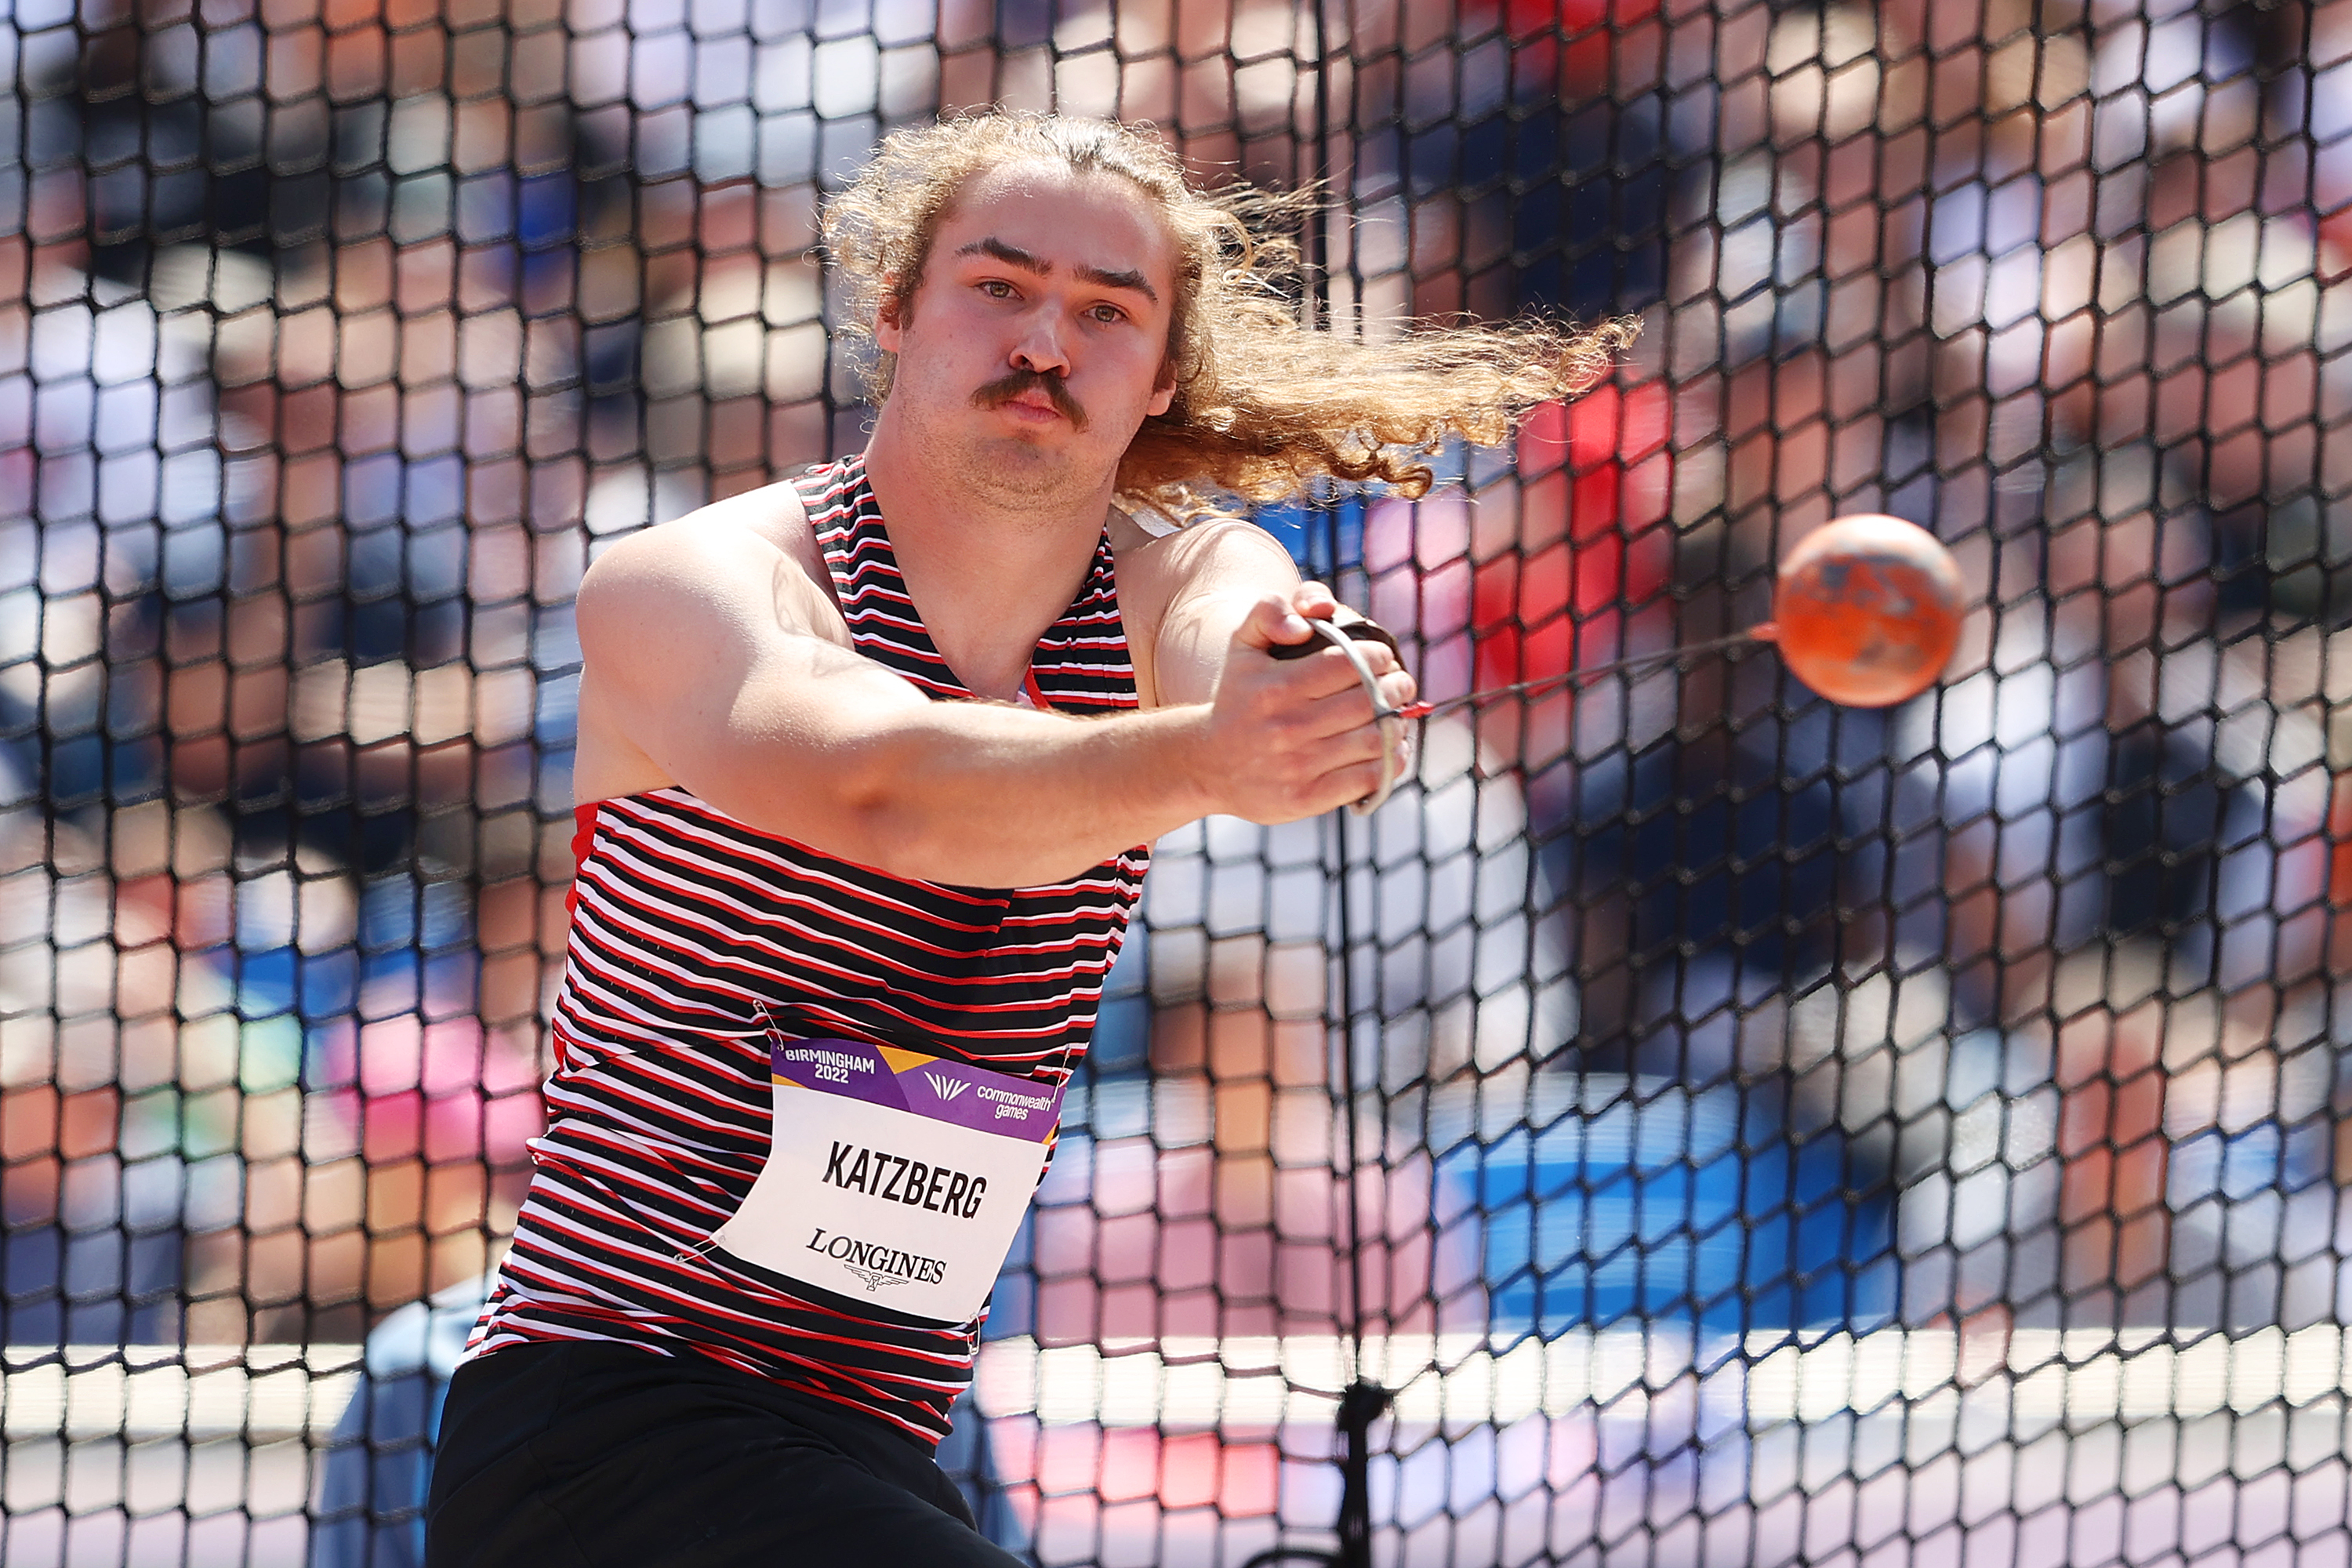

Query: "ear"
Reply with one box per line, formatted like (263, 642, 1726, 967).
(1146, 359, 1177, 418)
(874, 279, 906, 353)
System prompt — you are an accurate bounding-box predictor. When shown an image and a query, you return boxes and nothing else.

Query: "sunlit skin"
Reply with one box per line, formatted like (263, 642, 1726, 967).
(876, 165, 1177, 503)
(863, 163, 1181, 702)
(572, 157, 1416, 888)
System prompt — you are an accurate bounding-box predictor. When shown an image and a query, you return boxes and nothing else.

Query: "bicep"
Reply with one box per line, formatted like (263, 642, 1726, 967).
(1149, 522, 1303, 707)
(577, 522, 930, 830)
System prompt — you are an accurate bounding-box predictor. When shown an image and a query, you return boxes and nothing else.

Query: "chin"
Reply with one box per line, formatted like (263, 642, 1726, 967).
(967, 441, 1071, 487)
(971, 448, 1123, 514)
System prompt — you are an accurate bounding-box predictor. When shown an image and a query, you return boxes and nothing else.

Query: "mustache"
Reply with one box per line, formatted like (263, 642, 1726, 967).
(972, 368, 1089, 431)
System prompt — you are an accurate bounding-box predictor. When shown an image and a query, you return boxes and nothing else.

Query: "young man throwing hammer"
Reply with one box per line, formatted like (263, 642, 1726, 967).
(426, 112, 1621, 1568)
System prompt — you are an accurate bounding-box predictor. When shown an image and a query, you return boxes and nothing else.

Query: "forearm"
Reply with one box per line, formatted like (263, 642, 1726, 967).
(585, 528, 1393, 882)
(750, 700, 1221, 887)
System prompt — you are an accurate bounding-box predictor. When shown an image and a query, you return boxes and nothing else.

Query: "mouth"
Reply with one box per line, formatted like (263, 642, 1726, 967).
(973, 371, 1089, 432)
(1003, 391, 1063, 420)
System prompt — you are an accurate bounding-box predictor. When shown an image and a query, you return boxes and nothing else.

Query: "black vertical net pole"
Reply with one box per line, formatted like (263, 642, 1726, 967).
(1308, 3, 1395, 1566)
(1236, 29, 1393, 1532)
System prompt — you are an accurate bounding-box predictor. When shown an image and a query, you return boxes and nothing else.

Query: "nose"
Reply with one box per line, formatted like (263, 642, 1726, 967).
(1009, 307, 1073, 379)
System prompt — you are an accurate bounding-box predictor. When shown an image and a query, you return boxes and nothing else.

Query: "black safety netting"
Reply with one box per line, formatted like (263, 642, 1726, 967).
(4, 0, 2352, 1563)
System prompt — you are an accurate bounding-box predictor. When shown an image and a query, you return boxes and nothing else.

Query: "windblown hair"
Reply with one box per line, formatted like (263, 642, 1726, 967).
(822, 112, 1635, 515)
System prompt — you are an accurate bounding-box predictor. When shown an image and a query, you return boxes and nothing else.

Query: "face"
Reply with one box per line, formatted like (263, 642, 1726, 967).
(875, 163, 1179, 517)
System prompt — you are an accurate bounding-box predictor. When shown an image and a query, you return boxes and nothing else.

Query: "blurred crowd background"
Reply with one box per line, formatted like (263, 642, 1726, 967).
(9, 0, 2352, 1556)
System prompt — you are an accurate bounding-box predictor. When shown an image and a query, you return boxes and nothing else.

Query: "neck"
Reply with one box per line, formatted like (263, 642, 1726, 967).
(862, 406, 1117, 702)
(864, 400, 1123, 540)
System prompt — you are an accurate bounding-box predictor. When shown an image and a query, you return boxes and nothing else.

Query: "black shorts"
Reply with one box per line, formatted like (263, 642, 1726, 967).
(424, 1341, 1026, 1568)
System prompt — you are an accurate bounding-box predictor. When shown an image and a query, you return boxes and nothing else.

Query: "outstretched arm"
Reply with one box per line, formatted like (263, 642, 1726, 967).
(575, 499, 1412, 887)
(1131, 517, 1406, 711)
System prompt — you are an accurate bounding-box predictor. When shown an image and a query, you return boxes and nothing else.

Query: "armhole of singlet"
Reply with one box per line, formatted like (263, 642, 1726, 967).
(564, 800, 601, 920)
(1116, 502, 1181, 540)
(793, 464, 851, 623)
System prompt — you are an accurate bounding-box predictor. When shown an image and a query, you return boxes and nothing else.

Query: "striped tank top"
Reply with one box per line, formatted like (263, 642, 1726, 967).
(468, 455, 1150, 1443)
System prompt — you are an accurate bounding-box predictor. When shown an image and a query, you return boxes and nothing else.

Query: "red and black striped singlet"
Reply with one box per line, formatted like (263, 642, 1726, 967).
(467, 455, 1149, 1443)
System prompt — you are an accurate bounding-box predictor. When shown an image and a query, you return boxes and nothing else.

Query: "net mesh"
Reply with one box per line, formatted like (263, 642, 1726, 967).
(3, 0, 2350, 1563)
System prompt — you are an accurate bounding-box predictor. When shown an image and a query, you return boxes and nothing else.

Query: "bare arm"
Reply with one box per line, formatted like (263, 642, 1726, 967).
(1127, 514, 1415, 739)
(577, 503, 1407, 887)
(1129, 520, 1308, 706)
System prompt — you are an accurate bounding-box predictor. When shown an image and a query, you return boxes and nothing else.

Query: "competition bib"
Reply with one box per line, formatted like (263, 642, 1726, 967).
(710, 1036, 1063, 1327)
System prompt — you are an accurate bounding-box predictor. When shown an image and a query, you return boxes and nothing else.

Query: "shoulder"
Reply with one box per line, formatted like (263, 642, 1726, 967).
(1110, 512, 1297, 612)
(1107, 510, 1300, 709)
(579, 475, 837, 648)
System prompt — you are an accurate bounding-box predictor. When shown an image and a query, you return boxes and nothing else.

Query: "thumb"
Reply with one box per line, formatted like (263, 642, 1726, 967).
(1232, 591, 1317, 656)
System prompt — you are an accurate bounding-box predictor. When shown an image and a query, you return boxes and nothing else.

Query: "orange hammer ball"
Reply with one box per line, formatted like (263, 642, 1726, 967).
(1752, 514, 1966, 708)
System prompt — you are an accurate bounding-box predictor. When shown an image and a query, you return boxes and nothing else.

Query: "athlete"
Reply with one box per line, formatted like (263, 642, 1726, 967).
(425, 112, 1618, 1567)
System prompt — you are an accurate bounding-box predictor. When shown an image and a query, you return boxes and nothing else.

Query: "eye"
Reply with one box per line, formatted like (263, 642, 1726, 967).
(978, 280, 1016, 299)
(1087, 303, 1128, 324)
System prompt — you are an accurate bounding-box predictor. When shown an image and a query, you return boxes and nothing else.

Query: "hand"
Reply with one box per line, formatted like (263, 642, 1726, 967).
(1196, 583, 1417, 823)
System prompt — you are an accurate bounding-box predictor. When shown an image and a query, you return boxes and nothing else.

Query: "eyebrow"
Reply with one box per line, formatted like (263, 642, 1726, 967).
(956, 236, 1161, 307)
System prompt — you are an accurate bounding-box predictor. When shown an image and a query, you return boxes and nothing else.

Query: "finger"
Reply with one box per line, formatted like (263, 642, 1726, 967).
(1262, 641, 1387, 699)
(1272, 627, 1405, 677)
(1297, 682, 1396, 744)
(1307, 756, 1389, 811)
(1290, 661, 1415, 729)
(1232, 591, 1316, 655)
(1290, 581, 1341, 622)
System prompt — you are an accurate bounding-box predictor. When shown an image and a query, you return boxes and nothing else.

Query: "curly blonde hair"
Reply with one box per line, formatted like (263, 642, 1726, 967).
(821, 112, 1635, 514)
